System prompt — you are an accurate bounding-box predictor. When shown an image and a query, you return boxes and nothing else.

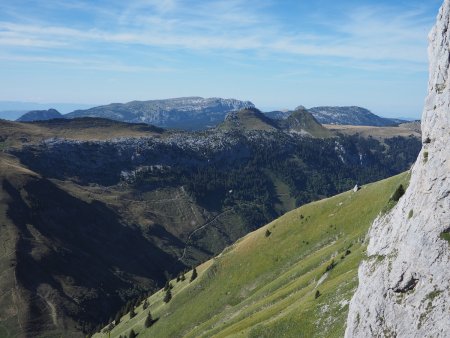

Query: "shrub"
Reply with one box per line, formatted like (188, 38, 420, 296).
(265, 229, 272, 237)
(408, 209, 414, 219)
(325, 260, 336, 273)
(423, 151, 429, 163)
(129, 307, 136, 318)
(390, 184, 405, 202)
(315, 290, 321, 299)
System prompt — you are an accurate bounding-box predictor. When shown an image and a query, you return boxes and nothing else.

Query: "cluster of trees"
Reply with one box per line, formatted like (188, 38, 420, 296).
(96, 267, 200, 337)
(134, 134, 420, 233)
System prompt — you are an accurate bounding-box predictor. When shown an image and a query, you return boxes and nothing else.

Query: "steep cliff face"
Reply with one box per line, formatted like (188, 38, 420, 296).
(346, 1, 450, 337)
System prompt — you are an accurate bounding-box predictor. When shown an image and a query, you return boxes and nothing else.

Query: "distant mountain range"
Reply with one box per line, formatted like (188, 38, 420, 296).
(66, 97, 255, 130)
(17, 108, 63, 122)
(13, 97, 412, 129)
(308, 106, 402, 126)
(266, 106, 408, 127)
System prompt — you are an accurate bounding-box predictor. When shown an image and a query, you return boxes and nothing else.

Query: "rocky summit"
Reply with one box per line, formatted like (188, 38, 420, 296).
(346, 1, 450, 337)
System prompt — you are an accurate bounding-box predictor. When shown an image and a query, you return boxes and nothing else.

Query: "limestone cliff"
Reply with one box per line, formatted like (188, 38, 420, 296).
(345, 1, 450, 337)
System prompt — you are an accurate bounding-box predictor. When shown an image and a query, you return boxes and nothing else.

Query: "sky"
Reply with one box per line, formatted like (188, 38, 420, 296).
(0, 0, 444, 118)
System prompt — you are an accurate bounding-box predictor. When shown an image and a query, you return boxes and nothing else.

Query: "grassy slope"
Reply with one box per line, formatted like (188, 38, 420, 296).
(0, 118, 164, 148)
(219, 110, 278, 132)
(95, 172, 409, 338)
(323, 124, 421, 140)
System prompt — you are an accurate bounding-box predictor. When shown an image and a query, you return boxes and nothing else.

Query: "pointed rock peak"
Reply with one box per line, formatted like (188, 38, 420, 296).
(345, 1, 450, 336)
(283, 108, 331, 138)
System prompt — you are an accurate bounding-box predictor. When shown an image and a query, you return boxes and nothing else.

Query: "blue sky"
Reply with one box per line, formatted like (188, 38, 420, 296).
(0, 0, 443, 118)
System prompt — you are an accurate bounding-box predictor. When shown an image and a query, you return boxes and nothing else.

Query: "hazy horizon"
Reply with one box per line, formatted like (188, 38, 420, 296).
(0, 0, 443, 119)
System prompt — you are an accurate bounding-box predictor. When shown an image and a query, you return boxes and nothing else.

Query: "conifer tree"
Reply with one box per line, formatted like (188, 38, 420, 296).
(130, 306, 136, 318)
(145, 311, 153, 328)
(129, 329, 136, 338)
(190, 267, 198, 282)
(114, 311, 121, 325)
(163, 288, 172, 303)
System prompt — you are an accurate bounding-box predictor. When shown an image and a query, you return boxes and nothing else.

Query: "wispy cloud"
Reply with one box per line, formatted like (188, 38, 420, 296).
(0, 0, 434, 72)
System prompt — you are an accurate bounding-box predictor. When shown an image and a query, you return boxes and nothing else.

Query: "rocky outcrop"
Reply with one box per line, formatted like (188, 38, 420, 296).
(345, 1, 450, 337)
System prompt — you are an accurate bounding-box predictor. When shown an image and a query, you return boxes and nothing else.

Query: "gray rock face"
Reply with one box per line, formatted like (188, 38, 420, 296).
(66, 97, 255, 130)
(346, 1, 450, 337)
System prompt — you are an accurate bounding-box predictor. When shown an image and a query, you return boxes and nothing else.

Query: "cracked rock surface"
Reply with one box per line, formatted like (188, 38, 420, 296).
(345, 1, 450, 337)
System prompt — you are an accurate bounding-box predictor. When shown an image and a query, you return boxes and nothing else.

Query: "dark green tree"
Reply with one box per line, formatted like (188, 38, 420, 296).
(114, 311, 121, 325)
(129, 306, 136, 318)
(391, 184, 405, 202)
(190, 267, 198, 282)
(145, 312, 153, 328)
(315, 290, 321, 299)
(265, 229, 271, 237)
(129, 329, 136, 338)
(143, 299, 149, 310)
(163, 288, 172, 303)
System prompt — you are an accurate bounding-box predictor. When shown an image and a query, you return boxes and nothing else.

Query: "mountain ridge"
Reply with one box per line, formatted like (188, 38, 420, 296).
(16, 108, 63, 122)
(65, 97, 255, 130)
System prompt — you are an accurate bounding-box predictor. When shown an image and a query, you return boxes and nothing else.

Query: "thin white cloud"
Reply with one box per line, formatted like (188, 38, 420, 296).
(0, 53, 175, 73)
(0, 1, 433, 71)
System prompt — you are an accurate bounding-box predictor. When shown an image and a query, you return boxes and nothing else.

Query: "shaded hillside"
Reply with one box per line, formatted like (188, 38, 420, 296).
(281, 107, 332, 138)
(94, 173, 409, 338)
(219, 108, 279, 132)
(0, 154, 184, 337)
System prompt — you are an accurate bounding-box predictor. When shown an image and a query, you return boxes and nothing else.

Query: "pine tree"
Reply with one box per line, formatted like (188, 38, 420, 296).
(143, 298, 149, 310)
(145, 312, 153, 328)
(181, 272, 186, 281)
(114, 311, 121, 325)
(129, 329, 136, 338)
(163, 281, 172, 291)
(163, 288, 172, 303)
(190, 267, 198, 282)
(130, 306, 136, 318)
